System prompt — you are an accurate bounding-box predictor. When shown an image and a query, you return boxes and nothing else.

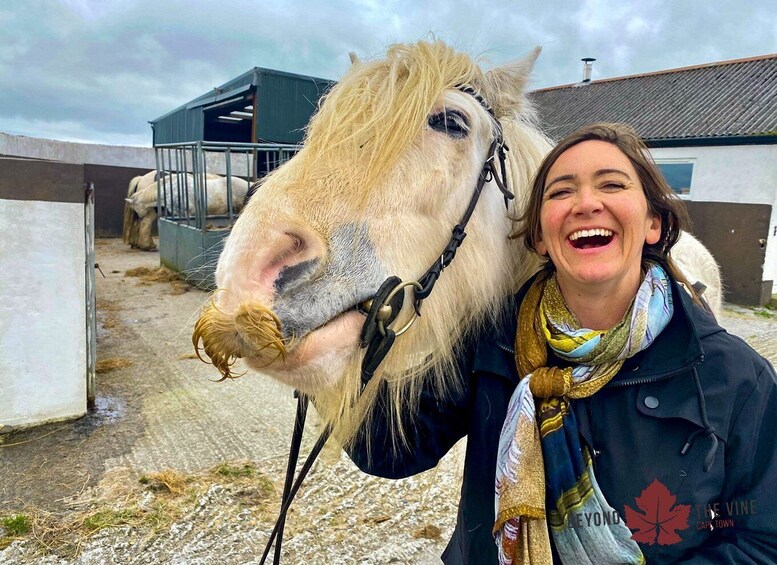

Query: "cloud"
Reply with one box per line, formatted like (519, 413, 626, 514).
(1, 0, 775, 145)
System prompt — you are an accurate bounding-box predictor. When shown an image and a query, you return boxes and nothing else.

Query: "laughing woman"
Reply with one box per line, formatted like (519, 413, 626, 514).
(348, 123, 777, 564)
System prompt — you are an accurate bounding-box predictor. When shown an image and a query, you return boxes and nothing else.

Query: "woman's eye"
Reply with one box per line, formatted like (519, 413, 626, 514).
(546, 188, 572, 199)
(428, 110, 469, 138)
(601, 181, 626, 191)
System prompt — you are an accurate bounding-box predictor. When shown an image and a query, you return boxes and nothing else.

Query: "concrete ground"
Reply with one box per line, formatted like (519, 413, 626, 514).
(1, 238, 776, 564)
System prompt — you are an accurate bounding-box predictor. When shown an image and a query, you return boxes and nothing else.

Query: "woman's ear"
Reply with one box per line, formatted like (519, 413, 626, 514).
(536, 236, 548, 256)
(645, 214, 662, 245)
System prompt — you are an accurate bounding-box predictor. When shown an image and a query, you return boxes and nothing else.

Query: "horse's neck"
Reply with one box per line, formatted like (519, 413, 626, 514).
(501, 120, 551, 290)
(503, 120, 552, 191)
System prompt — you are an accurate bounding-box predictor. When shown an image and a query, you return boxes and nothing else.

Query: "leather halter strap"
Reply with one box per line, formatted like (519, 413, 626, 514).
(359, 88, 514, 380)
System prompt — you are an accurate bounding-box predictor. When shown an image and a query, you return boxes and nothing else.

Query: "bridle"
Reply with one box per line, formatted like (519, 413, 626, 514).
(259, 87, 514, 564)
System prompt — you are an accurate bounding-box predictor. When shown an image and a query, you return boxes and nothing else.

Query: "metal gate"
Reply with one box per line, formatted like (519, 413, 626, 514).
(153, 141, 299, 288)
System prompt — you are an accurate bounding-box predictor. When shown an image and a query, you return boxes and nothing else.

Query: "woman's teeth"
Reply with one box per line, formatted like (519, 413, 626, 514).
(569, 228, 613, 241)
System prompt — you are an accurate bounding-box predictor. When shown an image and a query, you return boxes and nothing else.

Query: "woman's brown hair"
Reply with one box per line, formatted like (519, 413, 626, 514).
(515, 122, 697, 295)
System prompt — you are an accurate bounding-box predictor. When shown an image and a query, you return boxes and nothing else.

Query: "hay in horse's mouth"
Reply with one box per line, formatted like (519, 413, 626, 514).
(193, 299, 369, 380)
(192, 299, 288, 380)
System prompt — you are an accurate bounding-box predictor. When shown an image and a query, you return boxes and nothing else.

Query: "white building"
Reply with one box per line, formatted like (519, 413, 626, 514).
(0, 158, 94, 429)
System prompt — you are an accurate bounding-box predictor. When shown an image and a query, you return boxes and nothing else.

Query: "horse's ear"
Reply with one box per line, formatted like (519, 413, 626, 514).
(485, 46, 542, 119)
(349, 51, 360, 66)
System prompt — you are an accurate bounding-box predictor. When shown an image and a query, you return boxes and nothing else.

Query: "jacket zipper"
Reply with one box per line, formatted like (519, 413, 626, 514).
(605, 356, 704, 388)
(496, 343, 514, 355)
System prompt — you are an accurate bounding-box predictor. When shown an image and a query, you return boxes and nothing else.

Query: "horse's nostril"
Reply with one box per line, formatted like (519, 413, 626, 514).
(246, 228, 326, 296)
(275, 258, 321, 294)
(268, 232, 307, 269)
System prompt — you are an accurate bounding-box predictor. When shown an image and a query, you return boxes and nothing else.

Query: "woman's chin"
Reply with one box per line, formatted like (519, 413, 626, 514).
(244, 310, 364, 393)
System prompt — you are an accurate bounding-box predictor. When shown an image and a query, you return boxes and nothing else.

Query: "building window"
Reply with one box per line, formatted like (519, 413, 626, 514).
(656, 161, 694, 197)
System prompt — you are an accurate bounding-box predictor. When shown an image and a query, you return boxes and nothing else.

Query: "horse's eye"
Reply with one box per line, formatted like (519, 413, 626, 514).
(428, 110, 469, 138)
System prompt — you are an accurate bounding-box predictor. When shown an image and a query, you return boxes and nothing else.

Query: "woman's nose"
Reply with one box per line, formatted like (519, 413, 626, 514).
(572, 186, 603, 215)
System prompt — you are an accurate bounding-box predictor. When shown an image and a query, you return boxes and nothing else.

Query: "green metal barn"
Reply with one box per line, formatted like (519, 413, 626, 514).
(148, 67, 334, 288)
(150, 67, 334, 145)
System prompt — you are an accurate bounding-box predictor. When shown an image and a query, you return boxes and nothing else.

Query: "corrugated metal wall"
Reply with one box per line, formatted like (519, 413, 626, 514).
(152, 106, 204, 145)
(151, 68, 333, 146)
(256, 72, 332, 143)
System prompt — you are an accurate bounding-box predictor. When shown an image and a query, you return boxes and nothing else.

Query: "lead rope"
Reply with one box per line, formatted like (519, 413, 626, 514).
(260, 88, 512, 563)
(259, 277, 406, 564)
(259, 398, 331, 565)
(267, 391, 310, 565)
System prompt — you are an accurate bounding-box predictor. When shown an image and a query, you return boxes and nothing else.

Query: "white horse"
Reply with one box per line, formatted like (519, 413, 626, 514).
(123, 172, 250, 251)
(192, 41, 721, 443)
(123, 170, 165, 248)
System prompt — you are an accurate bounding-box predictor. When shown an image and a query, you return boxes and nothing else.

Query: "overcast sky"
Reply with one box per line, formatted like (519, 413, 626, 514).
(2, 0, 776, 147)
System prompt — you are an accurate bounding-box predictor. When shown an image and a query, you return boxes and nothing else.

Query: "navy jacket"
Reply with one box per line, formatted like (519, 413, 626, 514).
(348, 277, 777, 564)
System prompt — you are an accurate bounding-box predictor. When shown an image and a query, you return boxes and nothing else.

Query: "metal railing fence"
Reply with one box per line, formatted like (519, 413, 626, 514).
(153, 141, 300, 230)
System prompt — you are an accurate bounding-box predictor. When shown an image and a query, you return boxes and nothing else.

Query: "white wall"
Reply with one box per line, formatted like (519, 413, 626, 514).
(651, 144, 777, 282)
(0, 131, 155, 169)
(0, 199, 87, 427)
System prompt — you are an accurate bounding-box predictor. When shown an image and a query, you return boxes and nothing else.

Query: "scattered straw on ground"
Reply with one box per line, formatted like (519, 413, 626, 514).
(0, 461, 277, 559)
(124, 266, 193, 294)
(99, 313, 122, 330)
(96, 297, 121, 311)
(125, 267, 180, 284)
(95, 358, 133, 373)
(177, 353, 200, 360)
(168, 281, 191, 295)
(138, 469, 189, 496)
(412, 524, 443, 540)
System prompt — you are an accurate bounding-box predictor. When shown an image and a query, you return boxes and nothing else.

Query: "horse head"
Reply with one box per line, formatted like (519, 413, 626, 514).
(194, 41, 551, 439)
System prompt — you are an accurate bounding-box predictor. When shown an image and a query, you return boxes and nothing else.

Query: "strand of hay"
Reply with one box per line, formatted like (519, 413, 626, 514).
(123, 267, 192, 294)
(124, 266, 180, 283)
(95, 358, 133, 373)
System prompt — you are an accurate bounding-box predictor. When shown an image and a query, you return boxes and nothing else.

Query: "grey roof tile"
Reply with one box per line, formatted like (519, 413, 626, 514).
(528, 54, 777, 142)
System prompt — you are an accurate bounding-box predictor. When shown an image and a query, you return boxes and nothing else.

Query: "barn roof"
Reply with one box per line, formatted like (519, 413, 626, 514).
(528, 53, 777, 145)
(150, 67, 334, 145)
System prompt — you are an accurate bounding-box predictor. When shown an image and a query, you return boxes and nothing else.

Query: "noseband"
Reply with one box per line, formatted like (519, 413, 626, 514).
(260, 87, 513, 564)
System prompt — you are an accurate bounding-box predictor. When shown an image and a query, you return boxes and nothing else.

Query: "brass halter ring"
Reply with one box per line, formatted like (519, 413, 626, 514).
(377, 280, 423, 337)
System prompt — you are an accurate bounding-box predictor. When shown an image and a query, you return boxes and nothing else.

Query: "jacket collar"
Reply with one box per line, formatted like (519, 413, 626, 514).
(471, 293, 521, 381)
(473, 270, 732, 448)
(608, 278, 706, 385)
(630, 282, 731, 444)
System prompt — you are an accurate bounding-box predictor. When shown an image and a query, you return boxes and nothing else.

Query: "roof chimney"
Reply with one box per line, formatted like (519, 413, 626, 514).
(581, 57, 596, 83)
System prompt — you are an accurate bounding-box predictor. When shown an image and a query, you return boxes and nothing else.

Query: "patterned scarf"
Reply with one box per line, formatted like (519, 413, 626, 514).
(493, 263, 673, 564)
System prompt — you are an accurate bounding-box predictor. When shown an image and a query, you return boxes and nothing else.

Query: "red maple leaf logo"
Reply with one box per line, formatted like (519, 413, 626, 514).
(624, 478, 691, 546)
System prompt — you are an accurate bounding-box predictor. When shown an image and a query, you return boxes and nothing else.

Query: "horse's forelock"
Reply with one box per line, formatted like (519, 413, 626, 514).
(301, 41, 488, 197)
